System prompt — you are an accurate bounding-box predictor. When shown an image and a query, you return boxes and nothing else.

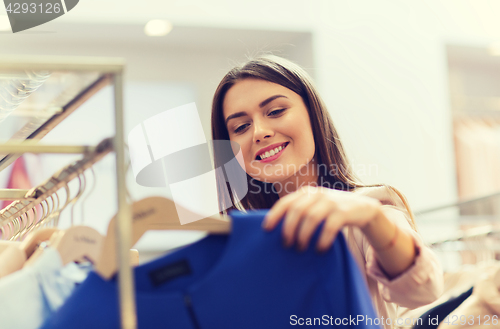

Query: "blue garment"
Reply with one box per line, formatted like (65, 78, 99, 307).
(41, 210, 380, 329)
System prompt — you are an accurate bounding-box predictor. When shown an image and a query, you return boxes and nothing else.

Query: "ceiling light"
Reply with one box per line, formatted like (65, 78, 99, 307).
(0, 16, 11, 32)
(488, 43, 500, 56)
(144, 20, 173, 37)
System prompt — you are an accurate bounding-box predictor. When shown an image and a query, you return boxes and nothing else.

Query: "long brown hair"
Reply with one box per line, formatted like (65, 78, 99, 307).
(211, 55, 417, 231)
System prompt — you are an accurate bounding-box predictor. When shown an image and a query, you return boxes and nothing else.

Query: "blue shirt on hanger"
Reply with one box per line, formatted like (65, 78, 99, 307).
(41, 210, 381, 329)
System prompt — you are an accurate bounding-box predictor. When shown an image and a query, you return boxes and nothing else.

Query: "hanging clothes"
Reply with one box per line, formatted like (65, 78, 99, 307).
(398, 261, 500, 326)
(0, 247, 92, 329)
(454, 118, 500, 201)
(437, 265, 500, 329)
(41, 210, 381, 329)
(412, 287, 473, 329)
(0, 154, 45, 236)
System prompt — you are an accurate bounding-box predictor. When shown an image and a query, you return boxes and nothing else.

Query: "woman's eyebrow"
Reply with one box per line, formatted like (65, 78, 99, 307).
(225, 111, 248, 125)
(225, 95, 288, 125)
(259, 94, 287, 108)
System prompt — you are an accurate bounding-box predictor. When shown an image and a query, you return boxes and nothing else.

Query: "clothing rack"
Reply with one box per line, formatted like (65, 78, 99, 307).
(429, 225, 500, 247)
(428, 223, 500, 272)
(0, 67, 111, 173)
(0, 56, 136, 329)
(415, 190, 500, 215)
(0, 137, 112, 240)
(415, 189, 500, 271)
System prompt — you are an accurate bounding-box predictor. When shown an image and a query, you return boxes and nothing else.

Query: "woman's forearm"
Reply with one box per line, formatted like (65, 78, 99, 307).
(360, 207, 417, 279)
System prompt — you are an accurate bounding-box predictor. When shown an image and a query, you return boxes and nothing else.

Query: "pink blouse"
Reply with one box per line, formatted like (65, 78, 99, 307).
(345, 186, 444, 329)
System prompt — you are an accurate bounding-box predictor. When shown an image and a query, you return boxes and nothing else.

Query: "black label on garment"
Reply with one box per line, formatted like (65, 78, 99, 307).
(149, 259, 192, 287)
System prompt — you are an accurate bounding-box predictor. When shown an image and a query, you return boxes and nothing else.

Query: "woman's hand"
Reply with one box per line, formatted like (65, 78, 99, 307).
(262, 186, 382, 252)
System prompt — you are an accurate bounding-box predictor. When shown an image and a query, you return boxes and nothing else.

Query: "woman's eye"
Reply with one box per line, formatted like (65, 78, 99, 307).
(234, 124, 249, 133)
(269, 109, 285, 116)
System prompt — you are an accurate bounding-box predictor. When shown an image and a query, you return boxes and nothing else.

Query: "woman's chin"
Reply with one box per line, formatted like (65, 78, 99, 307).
(251, 175, 291, 185)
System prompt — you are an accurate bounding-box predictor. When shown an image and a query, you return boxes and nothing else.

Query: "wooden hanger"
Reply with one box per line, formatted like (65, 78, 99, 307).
(23, 226, 140, 268)
(51, 226, 103, 266)
(25, 225, 103, 267)
(20, 227, 59, 259)
(95, 196, 231, 279)
(0, 241, 21, 254)
(0, 227, 58, 278)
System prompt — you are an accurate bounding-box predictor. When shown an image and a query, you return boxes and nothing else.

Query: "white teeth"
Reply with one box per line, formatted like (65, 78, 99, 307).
(259, 143, 287, 160)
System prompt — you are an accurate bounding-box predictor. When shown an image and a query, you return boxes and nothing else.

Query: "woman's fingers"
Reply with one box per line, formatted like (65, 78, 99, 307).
(262, 191, 302, 230)
(263, 186, 356, 253)
(295, 199, 334, 251)
(282, 196, 321, 247)
(316, 212, 344, 252)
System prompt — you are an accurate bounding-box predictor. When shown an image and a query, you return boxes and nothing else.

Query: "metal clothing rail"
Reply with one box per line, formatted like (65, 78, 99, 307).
(0, 142, 97, 154)
(0, 56, 135, 329)
(415, 190, 500, 215)
(0, 73, 111, 173)
(0, 138, 113, 239)
(0, 189, 31, 200)
(429, 225, 500, 247)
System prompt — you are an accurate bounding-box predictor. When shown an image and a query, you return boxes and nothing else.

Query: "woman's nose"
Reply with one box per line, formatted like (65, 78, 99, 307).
(253, 120, 274, 143)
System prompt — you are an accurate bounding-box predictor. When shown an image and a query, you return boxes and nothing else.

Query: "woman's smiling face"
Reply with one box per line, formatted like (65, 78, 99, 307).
(223, 78, 316, 184)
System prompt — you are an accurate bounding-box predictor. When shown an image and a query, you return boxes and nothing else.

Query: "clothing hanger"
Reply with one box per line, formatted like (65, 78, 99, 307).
(49, 224, 139, 267)
(28, 198, 49, 235)
(54, 183, 70, 227)
(11, 207, 32, 241)
(10, 216, 20, 239)
(0, 169, 85, 269)
(24, 225, 103, 267)
(0, 227, 58, 278)
(29, 175, 77, 232)
(23, 171, 140, 268)
(22, 226, 140, 268)
(20, 227, 59, 259)
(34, 189, 56, 229)
(22, 171, 87, 265)
(19, 205, 39, 240)
(47, 191, 60, 227)
(95, 196, 231, 279)
(69, 171, 86, 225)
(19, 207, 34, 239)
(14, 198, 42, 241)
(80, 167, 96, 225)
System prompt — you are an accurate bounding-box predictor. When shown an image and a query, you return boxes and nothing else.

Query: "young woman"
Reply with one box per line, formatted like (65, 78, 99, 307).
(211, 55, 443, 328)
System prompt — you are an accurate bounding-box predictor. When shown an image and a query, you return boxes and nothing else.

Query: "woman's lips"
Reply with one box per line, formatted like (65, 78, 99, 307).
(257, 142, 288, 163)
